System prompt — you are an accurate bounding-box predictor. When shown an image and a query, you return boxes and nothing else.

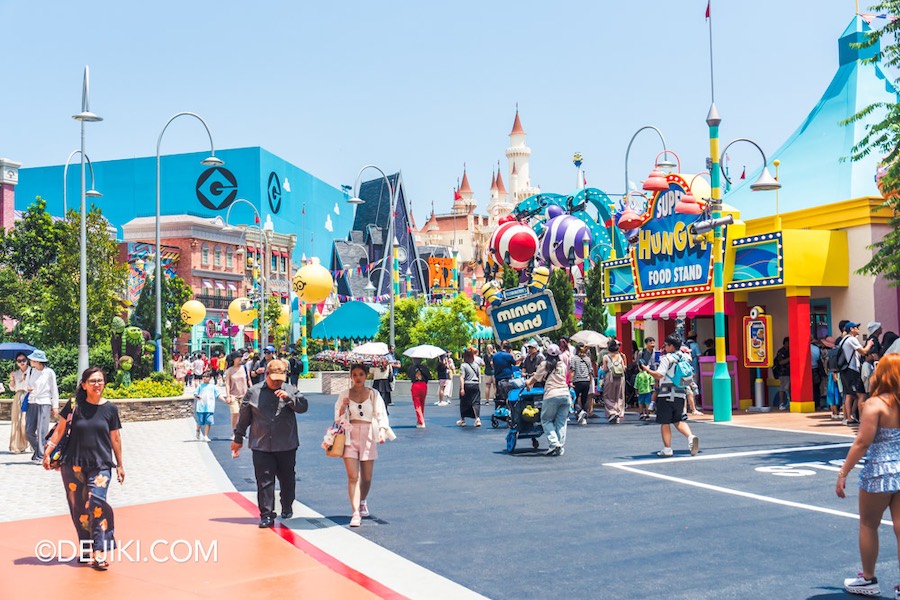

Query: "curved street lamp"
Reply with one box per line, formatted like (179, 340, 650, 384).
(623, 125, 674, 199)
(409, 256, 431, 304)
(63, 150, 101, 215)
(155, 112, 222, 371)
(72, 66, 103, 379)
(346, 165, 397, 348)
(364, 266, 390, 296)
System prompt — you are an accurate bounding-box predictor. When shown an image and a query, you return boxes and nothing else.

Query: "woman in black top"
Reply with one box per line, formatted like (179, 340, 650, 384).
(43, 367, 124, 571)
(457, 348, 482, 427)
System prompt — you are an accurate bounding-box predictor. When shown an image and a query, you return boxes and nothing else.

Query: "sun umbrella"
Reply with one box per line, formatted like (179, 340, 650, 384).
(352, 342, 390, 356)
(403, 344, 447, 359)
(0, 342, 36, 361)
(570, 330, 609, 348)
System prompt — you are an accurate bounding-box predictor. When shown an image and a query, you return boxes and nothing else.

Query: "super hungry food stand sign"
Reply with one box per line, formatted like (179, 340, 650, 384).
(632, 176, 715, 299)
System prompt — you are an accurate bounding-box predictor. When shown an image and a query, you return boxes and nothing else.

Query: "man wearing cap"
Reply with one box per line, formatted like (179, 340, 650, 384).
(231, 358, 308, 528)
(251, 345, 277, 386)
(841, 322, 875, 425)
(522, 342, 544, 377)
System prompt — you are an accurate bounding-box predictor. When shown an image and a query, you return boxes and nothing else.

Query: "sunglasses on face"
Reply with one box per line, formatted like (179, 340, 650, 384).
(16, 359, 26, 363)
(358, 404, 364, 416)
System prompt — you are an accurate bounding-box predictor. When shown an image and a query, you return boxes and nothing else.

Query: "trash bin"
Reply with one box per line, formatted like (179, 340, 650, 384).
(698, 355, 740, 410)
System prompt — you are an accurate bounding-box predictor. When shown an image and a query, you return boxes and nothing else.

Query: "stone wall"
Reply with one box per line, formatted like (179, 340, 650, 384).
(0, 396, 194, 423)
(321, 371, 350, 395)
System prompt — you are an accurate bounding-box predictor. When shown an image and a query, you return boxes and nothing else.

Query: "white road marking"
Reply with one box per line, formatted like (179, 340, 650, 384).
(605, 443, 891, 526)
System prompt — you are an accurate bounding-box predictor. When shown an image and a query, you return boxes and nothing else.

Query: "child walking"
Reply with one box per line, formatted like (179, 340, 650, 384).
(194, 370, 219, 442)
(635, 367, 654, 421)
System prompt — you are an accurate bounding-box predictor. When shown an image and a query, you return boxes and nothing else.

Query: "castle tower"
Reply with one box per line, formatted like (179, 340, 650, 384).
(486, 163, 513, 228)
(506, 109, 539, 202)
(452, 167, 476, 215)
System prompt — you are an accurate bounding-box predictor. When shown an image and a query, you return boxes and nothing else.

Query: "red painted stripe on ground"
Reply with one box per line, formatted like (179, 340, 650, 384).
(225, 491, 409, 600)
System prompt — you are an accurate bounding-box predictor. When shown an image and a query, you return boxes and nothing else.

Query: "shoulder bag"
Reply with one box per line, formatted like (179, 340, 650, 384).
(324, 397, 349, 458)
(45, 397, 77, 470)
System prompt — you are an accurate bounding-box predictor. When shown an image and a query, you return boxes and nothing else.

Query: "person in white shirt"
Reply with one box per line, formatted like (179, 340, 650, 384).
(641, 335, 699, 458)
(840, 321, 875, 424)
(24, 349, 59, 462)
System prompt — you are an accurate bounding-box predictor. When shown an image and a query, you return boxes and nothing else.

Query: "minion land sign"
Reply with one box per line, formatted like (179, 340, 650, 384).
(633, 175, 714, 299)
(487, 290, 561, 342)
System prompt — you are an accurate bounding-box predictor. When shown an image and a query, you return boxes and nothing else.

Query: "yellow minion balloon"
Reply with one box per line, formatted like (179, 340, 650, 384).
(277, 304, 291, 326)
(292, 263, 334, 304)
(228, 297, 257, 326)
(180, 300, 206, 325)
(529, 265, 550, 291)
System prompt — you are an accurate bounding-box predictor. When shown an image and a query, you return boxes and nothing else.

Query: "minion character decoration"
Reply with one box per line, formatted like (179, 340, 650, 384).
(528, 265, 550, 292)
(481, 281, 504, 307)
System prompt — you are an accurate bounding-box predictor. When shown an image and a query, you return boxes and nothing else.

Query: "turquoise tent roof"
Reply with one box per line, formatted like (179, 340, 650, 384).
(727, 16, 897, 219)
(311, 301, 383, 340)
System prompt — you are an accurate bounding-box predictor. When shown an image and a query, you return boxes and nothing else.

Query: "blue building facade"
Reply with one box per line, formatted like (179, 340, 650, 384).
(15, 146, 351, 264)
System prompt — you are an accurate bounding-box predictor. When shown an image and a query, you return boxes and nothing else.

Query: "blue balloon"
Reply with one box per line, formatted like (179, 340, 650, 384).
(546, 205, 565, 219)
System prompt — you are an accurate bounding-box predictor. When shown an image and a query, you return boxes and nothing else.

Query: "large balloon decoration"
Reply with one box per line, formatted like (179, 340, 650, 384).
(180, 300, 206, 325)
(540, 215, 593, 268)
(228, 297, 257, 326)
(489, 220, 539, 269)
(277, 304, 291, 326)
(292, 263, 334, 304)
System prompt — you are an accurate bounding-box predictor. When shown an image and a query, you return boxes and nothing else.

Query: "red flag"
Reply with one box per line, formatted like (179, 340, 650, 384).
(453, 190, 462, 201)
(254, 213, 260, 224)
(705, 1, 710, 19)
(583, 174, 587, 186)
(740, 167, 746, 180)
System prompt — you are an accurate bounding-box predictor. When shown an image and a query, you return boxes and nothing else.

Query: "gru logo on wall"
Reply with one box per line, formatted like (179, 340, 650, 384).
(267, 171, 282, 213)
(196, 167, 238, 210)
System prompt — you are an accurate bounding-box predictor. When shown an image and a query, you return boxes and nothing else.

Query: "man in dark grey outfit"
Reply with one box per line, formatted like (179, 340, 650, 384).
(231, 359, 308, 528)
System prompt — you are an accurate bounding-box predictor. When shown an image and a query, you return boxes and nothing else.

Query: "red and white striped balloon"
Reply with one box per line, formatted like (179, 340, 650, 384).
(489, 221, 538, 269)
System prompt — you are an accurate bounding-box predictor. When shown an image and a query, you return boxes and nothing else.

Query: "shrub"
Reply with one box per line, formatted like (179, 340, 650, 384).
(104, 378, 185, 399)
(59, 373, 79, 396)
(148, 371, 175, 384)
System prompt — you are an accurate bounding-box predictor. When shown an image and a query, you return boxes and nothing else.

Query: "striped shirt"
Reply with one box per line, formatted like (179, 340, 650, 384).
(569, 354, 593, 383)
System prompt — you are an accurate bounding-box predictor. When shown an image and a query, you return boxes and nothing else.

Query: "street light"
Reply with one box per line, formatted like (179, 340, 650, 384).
(409, 256, 431, 304)
(346, 165, 397, 349)
(155, 112, 222, 372)
(63, 150, 101, 215)
(682, 123, 780, 421)
(224, 199, 266, 351)
(72, 66, 102, 379)
(364, 266, 390, 297)
(623, 125, 673, 199)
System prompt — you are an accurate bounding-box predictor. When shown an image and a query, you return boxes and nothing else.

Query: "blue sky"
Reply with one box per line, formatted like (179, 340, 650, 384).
(0, 1, 870, 225)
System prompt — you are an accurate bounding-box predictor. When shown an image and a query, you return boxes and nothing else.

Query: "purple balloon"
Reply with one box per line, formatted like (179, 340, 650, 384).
(546, 205, 565, 219)
(540, 215, 593, 268)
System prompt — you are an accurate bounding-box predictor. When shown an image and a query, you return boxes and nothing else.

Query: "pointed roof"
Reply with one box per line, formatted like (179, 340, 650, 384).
(458, 169, 472, 194)
(490, 170, 498, 192)
(510, 110, 526, 136)
(496, 169, 507, 194)
(728, 15, 897, 219)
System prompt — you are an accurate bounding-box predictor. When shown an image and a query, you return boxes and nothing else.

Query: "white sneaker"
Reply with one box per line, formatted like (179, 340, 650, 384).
(657, 448, 673, 457)
(202, 434, 211, 442)
(578, 417, 587, 426)
(359, 501, 369, 518)
(843, 574, 879, 595)
(577, 410, 587, 422)
(689, 435, 699, 456)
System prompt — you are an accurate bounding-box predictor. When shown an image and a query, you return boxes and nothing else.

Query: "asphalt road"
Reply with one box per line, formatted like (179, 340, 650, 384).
(209, 392, 896, 599)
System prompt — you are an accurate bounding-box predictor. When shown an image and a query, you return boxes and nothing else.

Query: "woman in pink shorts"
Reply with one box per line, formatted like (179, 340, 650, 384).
(334, 364, 392, 527)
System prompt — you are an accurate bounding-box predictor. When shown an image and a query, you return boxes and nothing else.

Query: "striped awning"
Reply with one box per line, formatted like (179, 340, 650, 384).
(202, 279, 213, 289)
(215, 281, 225, 290)
(619, 295, 715, 323)
(226, 282, 237, 291)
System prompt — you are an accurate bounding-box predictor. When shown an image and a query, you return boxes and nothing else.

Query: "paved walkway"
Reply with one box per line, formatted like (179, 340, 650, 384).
(0, 417, 485, 599)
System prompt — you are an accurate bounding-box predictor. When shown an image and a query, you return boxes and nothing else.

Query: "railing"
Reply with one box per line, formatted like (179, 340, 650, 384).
(194, 294, 236, 310)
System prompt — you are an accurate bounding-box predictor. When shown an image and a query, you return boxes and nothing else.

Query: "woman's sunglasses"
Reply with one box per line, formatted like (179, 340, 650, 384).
(358, 404, 364, 417)
(16, 359, 27, 363)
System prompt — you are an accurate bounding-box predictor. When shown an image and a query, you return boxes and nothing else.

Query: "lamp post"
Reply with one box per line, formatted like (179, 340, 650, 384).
(155, 112, 222, 372)
(261, 215, 274, 347)
(62, 151, 101, 215)
(681, 130, 780, 422)
(364, 266, 390, 298)
(409, 257, 431, 304)
(72, 66, 103, 379)
(346, 165, 396, 349)
(620, 126, 675, 260)
(224, 199, 266, 351)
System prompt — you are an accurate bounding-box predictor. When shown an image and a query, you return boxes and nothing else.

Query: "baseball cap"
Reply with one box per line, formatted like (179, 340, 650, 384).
(266, 359, 288, 382)
(264, 345, 276, 354)
(844, 322, 860, 333)
(867, 321, 882, 335)
(545, 343, 561, 357)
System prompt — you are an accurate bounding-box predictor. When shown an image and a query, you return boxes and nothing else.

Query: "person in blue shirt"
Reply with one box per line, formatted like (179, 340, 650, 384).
(193, 370, 221, 442)
(491, 341, 518, 407)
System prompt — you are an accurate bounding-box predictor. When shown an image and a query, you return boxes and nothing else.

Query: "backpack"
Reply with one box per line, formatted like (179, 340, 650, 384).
(609, 355, 625, 378)
(827, 337, 850, 372)
(669, 353, 695, 388)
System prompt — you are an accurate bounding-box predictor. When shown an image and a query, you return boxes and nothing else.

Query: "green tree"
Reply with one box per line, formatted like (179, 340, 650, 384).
(547, 268, 577, 341)
(501, 265, 520, 289)
(414, 294, 477, 356)
(42, 206, 127, 347)
(0, 197, 64, 279)
(844, 4, 900, 284)
(264, 294, 284, 344)
(131, 273, 193, 352)
(581, 264, 607, 334)
(375, 296, 423, 354)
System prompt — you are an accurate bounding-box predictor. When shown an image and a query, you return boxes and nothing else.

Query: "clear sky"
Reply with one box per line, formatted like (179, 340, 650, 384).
(0, 0, 871, 226)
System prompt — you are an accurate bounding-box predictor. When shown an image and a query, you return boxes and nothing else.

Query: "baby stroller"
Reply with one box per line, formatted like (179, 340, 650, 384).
(491, 366, 525, 429)
(504, 386, 544, 453)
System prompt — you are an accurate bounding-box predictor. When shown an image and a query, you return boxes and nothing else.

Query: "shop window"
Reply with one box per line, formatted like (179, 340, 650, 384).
(271, 253, 277, 271)
(226, 247, 233, 268)
(201, 243, 209, 266)
(214, 245, 222, 267)
(811, 299, 832, 339)
(281, 255, 286, 273)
